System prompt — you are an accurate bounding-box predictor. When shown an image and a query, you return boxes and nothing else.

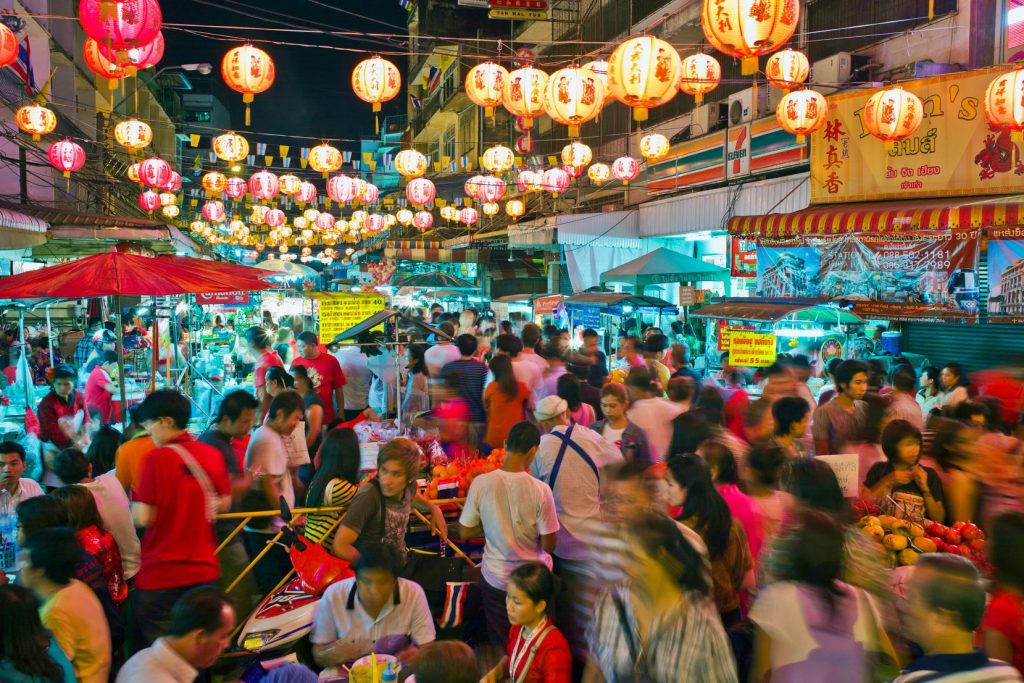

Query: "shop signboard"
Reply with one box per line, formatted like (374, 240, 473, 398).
(810, 67, 1022, 204)
(730, 236, 757, 277)
(679, 286, 697, 306)
(570, 305, 601, 328)
(727, 330, 777, 367)
(195, 291, 250, 306)
(755, 230, 980, 320)
(533, 295, 563, 315)
(314, 292, 386, 342)
(986, 233, 1024, 323)
(725, 123, 751, 179)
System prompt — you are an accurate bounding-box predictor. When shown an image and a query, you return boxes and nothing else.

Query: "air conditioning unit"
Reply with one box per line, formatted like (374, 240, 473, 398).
(813, 52, 871, 93)
(727, 87, 768, 125)
(690, 104, 712, 138)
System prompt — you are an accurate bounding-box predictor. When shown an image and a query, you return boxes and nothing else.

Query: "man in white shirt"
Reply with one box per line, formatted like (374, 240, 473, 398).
(335, 340, 374, 421)
(518, 322, 549, 376)
(244, 391, 308, 595)
(117, 587, 235, 683)
(625, 366, 683, 463)
(53, 448, 141, 580)
(530, 395, 623, 664)
(311, 544, 435, 667)
(460, 421, 559, 647)
(0, 441, 42, 508)
(423, 322, 461, 380)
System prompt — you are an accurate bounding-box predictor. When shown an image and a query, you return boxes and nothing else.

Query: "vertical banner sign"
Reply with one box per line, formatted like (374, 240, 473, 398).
(313, 293, 387, 342)
(810, 67, 1023, 203)
(726, 123, 751, 178)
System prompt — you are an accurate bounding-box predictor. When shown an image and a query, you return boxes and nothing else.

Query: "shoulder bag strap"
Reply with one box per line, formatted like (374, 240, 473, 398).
(511, 625, 556, 683)
(168, 444, 217, 522)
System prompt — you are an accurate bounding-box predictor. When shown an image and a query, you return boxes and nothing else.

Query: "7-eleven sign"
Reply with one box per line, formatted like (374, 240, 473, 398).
(726, 122, 751, 179)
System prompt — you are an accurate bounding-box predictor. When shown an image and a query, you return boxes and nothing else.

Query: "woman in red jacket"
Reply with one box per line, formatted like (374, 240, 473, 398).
(483, 561, 572, 683)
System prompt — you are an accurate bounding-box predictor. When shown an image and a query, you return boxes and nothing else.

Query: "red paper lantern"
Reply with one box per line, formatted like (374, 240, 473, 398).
(611, 156, 640, 184)
(265, 208, 286, 228)
(296, 181, 317, 204)
(406, 178, 436, 206)
(543, 66, 605, 137)
(413, 211, 433, 230)
(607, 36, 682, 122)
(541, 167, 570, 196)
(984, 66, 1024, 141)
(221, 45, 275, 125)
(99, 30, 163, 71)
(515, 134, 533, 154)
(477, 176, 507, 203)
(224, 176, 247, 199)
(202, 200, 225, 222)
(0, 24, 17, 68)
(161, 171, 182, 192)
(863, 86, 924, 147)
(459, 207, 479, 225)
(249, 170, 280, 201)
(16, 104, 57, 141)
(48, 139, 86, 179)
(352, 56, 401, 112)
(83, 37, 126, 87)
(563, 163, 584, 179)
(79, 0, 162, 55)
(139, 156, 172, 189)
(138, 189, 160, 212)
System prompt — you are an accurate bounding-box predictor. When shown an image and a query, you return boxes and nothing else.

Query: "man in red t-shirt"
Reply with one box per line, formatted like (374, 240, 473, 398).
(290, 331, 346, 424)
(129, 389, 231, 654)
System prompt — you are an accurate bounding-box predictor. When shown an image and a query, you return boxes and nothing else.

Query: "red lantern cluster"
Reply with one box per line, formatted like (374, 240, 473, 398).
(79, 0, 163, 57)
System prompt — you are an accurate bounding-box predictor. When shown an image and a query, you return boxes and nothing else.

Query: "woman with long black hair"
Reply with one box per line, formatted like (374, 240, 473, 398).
(0, 584, 76, 683)
(665, 453, 752, 625)
(304, 428, 361, 547)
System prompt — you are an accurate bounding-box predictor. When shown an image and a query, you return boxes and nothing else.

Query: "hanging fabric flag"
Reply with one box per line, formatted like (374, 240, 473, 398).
(514, 156, 522, 167)
(547, 155, 557, 166)
(282, 157, 292, 168)
(324, 197, 332, 209)
(353, 160, 361, 171)
(192, 156, 202, 171)
(449, 161, 456, 172)
(440, 156, 451, 167)
(278, 145, 289, 159)
(207, 152, 216, 163)
(368, 160, 377, 171)
(264, 156, 273, 166)
(460, 155, 468, 170)
(409, 93, 422, 110)
(343, 150, 352, 164)
(362, 152, 372, 165)
(399, 0, 411, 10)
(247, 155, 256, 166)
(433, 161, 441, 173)
(189, 198, 198, 207)
(190, 134, 201, 147)
(300, 157, 308, 169)
(436, 198, 447, 208)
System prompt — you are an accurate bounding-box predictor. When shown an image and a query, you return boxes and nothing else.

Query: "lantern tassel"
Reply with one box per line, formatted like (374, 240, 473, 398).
(885, 140, 895, 153)
(64, 172, 70, 193)
(568, 124, 580, 137)
(245, 104, 251, 127)
(375, 114, 380, 135)
(741, 56, 758, 76)
(695, 93, 704, 105)
(633, 107, 648, 122)
(928, 0, 934, 19)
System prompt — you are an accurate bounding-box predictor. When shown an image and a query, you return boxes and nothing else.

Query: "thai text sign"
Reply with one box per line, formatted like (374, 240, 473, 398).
(810, 67, 1022, 203)
(315, 293, 386, 342)
(815, 454, 860, 498)
(727, 331, 777, 367)
(534, 295, 564, 315)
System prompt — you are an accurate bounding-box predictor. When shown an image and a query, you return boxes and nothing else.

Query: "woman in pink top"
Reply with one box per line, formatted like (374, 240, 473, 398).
(702, 442, 765, 570)
(246, 326, 284, 421)
(84, 352, 119, 424)
(556, 374, 595, 427)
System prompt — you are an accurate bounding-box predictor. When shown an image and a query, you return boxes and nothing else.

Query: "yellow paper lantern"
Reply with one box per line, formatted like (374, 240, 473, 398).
(775, 89, 828, 143)
(505, 199, 525, 219)
(863, 86, 924, 147)
(440, 205, 458, 222)
(701, 0, 799, 75)
(161, 204, 179, 219)
(15, 103, 57, 141)
(114, 118, 153, 151)
(640, 133, 670, 162)
(466, 62, 509, 117)
(221, 45, 276, 125)
(395, 149, 428, 178)
(679, 53, 721, 105)
(765, 49, 809, 90)
(352, 56, 401, 112)
(202, 171, 227, 195)
(543, 66, 605, 137)
(190, 220, 206, 232)
(587, 163, 610, 185)
(482, 145, 515, 174)
(159, 192, 177, 207)
(561, 142, 593, 168)
(607, 36, 682, 122)
(212, 131, 249, 162)
(984, 66, 1024, 141)
(293, 216, 308, 230)
(303, 208, 321, 223)
(127, 162, 142, 184)
(396, 208, 414, 226)
(581, 60, 614, 103)
(309, 143, 343, 178)
(279, 174, 302, 196)
(502, 67, 548, 130)
(482, 201, 500, 217)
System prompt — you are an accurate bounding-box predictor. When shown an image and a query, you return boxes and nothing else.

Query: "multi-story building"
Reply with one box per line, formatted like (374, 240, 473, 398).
(998, 257, 1024, 316)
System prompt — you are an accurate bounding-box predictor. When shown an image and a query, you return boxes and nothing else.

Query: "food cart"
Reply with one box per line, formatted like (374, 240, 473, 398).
(490, 293, 565, 329)
(563, 292, 679, 353)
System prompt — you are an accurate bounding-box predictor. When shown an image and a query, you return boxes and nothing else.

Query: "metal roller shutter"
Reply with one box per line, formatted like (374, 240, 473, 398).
(902, 322, 1024, 373)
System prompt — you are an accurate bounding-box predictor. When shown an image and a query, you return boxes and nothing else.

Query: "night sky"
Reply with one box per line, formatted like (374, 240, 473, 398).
(161, 0, 411, 144)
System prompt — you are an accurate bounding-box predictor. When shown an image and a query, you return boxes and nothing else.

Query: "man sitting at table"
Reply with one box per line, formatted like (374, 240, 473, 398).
(310, 544, 435, 668)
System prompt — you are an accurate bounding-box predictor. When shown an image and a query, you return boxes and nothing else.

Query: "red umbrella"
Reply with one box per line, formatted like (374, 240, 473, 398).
(153, 255, 276, 288)
(0, 250, 274, 298)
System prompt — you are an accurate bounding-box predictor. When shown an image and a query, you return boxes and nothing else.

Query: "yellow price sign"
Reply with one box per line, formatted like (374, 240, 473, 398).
(727, 331, 777, 367)
(313, 293, 387, 342)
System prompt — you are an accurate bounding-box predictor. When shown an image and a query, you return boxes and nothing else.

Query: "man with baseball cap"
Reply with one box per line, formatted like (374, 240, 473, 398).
(530, 394, 623, 668)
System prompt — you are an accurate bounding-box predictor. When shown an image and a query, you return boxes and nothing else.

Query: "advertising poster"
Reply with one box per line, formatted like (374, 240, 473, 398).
(987, 237, 1024, 323)
(730, 236, 757, 277)
(314, 293, 386, 342)
(195, 291, 250, 306)
(756, 232, 980, 320)
(810, 67, 1024, 204)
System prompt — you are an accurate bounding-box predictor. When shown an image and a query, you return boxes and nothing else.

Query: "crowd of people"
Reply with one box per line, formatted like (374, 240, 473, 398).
(2, 305, 1024, 683)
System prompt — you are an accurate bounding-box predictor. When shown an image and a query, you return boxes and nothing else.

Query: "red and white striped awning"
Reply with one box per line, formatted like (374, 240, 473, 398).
(728, 198, 1024, 237)
(383, 247, 485, 263)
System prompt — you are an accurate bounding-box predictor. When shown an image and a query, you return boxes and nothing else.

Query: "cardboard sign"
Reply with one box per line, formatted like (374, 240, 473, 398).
(679, 285, 697, 306)
(314, 293, 386, 342)
(726, 331, 777, 367)
(815, 454, 860, 498)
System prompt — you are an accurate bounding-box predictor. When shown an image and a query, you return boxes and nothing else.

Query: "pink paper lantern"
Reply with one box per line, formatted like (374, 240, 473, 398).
(477, 175, 506, 203)
(413, 211, 433, 230)
(265, 208, 286, 228)
(327, 175, 357, 204)
(315, 212, 336, 231)
(611, 156, 640, 184)
(248, 170, 280, 201)
(201, 200, 225, 222)
(405, 178, 436, 206)
(541, 167, 570, 195)
(459, 207, 479, 225)
(79, 0, 162, 53)
(224, 176, 247, 200)
(296, 181, 317, 204)
(161, 170, 181, 192)
(99, 30, 164, 70)
(47, 139, 86, 177)
(138, 189, 160, 212)
(517, 169, 539, 193)
(361, 182, 380, 205)
(139, 156, 172, 189)
(464, 174, 486, 199)
(563, 163, 584, 179)
(366, 214, 385, 232)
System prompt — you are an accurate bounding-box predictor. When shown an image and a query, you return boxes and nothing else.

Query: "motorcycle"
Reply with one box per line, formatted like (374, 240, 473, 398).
(237, 498, 354, 676)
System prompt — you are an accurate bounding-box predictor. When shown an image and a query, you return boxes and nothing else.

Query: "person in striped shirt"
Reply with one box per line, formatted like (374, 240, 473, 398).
(894, 553, 1023, 683)
(303, 428, 361, 548)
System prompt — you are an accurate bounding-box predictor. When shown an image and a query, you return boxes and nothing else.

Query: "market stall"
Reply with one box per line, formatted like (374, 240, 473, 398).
(490, 293, 565, 328)
(563, 292, 678, 352)
(599, 247, 733, 301)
